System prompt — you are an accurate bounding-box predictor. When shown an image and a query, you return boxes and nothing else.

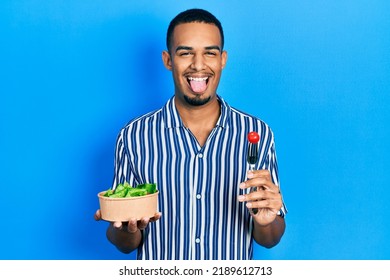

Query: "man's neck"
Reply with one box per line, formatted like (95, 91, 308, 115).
(175, 95, 221, 146)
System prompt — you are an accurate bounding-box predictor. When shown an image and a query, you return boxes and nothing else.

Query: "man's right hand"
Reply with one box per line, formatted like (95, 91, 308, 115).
(94, 209, 161, 253)
(111, 212, 162, 233)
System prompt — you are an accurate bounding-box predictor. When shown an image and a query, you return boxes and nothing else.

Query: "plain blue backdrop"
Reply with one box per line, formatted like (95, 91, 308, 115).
(1, 0, 389, 260)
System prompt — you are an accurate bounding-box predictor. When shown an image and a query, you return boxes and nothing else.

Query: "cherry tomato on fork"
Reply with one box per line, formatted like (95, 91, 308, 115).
(247, 131, 260, 144)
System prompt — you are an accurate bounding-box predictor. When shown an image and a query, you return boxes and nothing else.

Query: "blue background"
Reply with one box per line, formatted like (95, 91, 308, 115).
(1, 0, 389, 260)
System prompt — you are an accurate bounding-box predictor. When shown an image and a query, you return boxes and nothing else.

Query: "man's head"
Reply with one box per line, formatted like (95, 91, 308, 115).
(166, 8, 224, 54)
(162, 9, 227, 107)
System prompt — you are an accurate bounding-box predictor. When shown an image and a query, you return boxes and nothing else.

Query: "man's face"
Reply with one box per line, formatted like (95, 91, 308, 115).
(162, 22, 227, 107)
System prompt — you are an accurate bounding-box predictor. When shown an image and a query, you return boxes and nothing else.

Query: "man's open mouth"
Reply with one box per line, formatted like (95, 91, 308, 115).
(187, 76, 209, 93)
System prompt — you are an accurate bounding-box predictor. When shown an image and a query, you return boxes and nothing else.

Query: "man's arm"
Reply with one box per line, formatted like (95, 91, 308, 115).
(238, 169, 286, 248)
(95, 210, 161, 254)
(253, 215, 285, 248)
(106, 221, 142, 254)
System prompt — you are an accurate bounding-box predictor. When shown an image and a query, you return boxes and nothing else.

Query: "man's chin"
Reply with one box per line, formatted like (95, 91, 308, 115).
(184, 94, 211, 106)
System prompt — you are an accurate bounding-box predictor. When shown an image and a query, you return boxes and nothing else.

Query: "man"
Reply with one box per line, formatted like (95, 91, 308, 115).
(95, 8, 287, 260)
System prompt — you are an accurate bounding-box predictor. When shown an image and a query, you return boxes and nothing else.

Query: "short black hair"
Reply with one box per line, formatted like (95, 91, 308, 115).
(166, 8, 224, 53)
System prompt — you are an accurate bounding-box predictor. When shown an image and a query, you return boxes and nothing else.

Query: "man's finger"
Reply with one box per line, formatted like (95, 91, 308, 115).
(150, 212, 162, 222)
(94, 209, 102, 221)
(113, 221, 122, 229)
(138, 217, 150, 231)
(123, 218, 136, 233)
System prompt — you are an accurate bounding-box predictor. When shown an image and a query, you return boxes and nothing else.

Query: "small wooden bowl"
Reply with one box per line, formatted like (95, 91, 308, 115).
(98, 191, 159, 221)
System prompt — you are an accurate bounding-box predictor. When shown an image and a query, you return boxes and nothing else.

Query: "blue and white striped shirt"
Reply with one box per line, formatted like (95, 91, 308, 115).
(112, 95, 286, 260)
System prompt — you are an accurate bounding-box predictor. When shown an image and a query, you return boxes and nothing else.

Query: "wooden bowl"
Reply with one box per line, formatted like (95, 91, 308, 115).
(98, 191, 159, 221)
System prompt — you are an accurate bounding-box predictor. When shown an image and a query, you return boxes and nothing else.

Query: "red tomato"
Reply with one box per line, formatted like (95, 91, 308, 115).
(247, 131, 260, 144)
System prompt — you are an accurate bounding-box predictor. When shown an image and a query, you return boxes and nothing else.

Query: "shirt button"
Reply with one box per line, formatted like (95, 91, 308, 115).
(195, 238, 201, 243)
(196, 194, 201, 199)
(198, 153, 203, 158)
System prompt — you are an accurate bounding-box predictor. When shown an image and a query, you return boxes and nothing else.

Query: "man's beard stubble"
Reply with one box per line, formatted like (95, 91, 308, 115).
(183, 95, 211, 106)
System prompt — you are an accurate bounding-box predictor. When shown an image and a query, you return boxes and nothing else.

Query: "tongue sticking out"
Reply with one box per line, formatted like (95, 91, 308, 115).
(189, 79, 207, 93)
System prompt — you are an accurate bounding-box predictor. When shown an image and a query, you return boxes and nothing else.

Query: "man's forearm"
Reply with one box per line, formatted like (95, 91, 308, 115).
(253, 216, 286, 248)
(106, 224, 142, 254)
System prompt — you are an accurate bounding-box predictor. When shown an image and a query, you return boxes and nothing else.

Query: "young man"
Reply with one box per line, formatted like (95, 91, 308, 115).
(95, 8, 287, 260)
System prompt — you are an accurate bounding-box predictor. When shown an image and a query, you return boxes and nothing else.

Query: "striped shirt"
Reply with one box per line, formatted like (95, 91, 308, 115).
(112, 95, 287, 260)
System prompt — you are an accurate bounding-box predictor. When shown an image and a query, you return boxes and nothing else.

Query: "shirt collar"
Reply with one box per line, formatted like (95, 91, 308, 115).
(162, 95, 231, 129)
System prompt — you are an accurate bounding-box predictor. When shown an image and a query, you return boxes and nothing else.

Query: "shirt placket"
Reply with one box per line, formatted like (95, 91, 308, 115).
(193, 146, 205, 259)
(189, 127, 219, 259)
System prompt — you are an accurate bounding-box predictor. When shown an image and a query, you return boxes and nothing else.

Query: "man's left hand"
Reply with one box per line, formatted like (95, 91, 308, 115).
(238, 170, 283, 226)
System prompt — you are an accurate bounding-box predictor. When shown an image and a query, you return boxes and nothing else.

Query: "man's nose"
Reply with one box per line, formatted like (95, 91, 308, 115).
(191, 54, 206, 71)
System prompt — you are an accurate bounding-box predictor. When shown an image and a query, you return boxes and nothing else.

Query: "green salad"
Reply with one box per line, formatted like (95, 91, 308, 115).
(103, 182, 157, 198)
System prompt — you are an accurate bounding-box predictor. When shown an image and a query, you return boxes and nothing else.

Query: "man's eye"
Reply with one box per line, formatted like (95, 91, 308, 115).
(179, 52, 192, 56)
(205, 52, 217, 56)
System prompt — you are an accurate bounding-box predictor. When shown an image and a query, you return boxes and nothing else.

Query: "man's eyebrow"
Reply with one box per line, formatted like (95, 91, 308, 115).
(175, 45, 222, 52)
(205, 46, 221, 52)
(175, 46, 193, 52)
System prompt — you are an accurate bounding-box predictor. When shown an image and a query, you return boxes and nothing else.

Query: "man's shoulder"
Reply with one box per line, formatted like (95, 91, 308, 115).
(120, 107, 163, 132)
(121, 97, 175, 131)
(229, 105, 272, 130)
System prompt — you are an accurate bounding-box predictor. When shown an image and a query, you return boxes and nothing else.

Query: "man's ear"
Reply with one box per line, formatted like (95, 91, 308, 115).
(221, 50, 228, 69)
(162, 50, 172, 70)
